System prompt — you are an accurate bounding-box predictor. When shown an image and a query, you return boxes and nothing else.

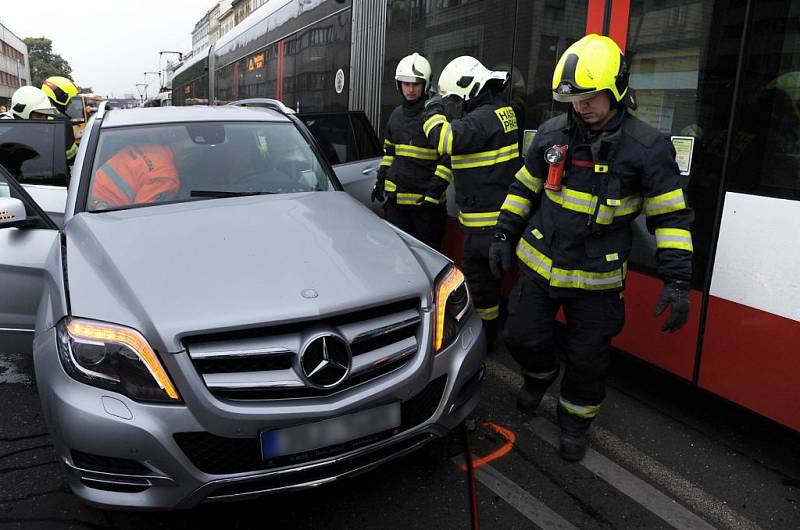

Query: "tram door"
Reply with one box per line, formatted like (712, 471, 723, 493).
(605, 0, 800, 431)
(697, 0, 800, 431)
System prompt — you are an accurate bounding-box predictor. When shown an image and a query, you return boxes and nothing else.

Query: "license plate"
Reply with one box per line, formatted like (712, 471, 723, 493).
(260, 402, 401, 460)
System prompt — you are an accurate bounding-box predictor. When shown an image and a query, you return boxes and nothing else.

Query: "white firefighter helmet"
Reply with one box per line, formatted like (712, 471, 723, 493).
(395, 52, 432, 92)
(10, 86, 59, 119)
(437, 56, 510, 102)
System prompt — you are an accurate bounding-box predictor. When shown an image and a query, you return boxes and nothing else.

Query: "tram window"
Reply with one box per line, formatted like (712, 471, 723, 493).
(726, 0, 800, 201)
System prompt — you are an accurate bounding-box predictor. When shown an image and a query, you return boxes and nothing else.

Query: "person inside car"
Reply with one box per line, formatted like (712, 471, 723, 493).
(89, 139, 181, 210)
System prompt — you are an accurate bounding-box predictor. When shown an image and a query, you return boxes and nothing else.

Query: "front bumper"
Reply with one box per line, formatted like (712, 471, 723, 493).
(33, 312, 485, 510)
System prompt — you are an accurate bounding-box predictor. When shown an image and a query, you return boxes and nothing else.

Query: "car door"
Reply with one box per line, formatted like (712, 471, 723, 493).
(0, 166, 60, 352)
(297, 112, 383, 213)
(0, 119, 70, 227)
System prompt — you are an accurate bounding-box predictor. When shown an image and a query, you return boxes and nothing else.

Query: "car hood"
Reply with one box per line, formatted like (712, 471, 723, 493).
(65, 192, 432, 352)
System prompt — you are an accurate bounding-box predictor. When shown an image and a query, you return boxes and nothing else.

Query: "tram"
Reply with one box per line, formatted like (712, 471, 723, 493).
(173, 0, 800, 432)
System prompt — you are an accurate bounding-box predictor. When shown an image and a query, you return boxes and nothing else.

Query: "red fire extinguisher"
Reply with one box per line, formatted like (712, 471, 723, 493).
(544, 145, 568, 191)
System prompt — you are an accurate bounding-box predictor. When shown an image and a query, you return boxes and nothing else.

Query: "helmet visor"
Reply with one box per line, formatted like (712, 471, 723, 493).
(29, 107, 60, 119)
(395, 74, 425, 84)
(552, 84, 600, 103)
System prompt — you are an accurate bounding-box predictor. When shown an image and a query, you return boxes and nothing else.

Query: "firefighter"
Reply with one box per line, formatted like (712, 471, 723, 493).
(372, 52, 449, 250)
(1, 86, 59, 120)
(89, 141, 181, 210)
(489, 34, 693, 462)
(41, 76, 79, 162)
(422, 56, 520, 348)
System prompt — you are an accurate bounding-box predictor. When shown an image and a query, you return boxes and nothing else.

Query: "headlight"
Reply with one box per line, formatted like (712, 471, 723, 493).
(433, 266, 472, 353)
(56, 318, 181, 403)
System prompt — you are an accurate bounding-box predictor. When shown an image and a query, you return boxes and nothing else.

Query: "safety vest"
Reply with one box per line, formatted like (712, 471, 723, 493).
(379, 98, 450, 206)
(424, 91, 520, 230)
(497, 110, 693, 293)
(89, 144, 180, 208)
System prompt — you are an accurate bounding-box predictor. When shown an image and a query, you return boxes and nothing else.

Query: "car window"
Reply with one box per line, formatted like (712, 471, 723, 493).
(298, 114, 356, 165)
(350, 113, 382, 159)
(0, 121, 62, 186)
(86, 121, 334, 212)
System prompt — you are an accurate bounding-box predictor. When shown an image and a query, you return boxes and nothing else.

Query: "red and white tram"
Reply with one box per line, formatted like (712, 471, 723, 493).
(173, 0, 800, 431)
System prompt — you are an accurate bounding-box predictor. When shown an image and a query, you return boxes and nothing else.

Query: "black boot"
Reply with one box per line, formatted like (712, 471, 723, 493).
(516, 379, 546, 413)
(557, 402, 593, 462)
(515, 369, 558, 413)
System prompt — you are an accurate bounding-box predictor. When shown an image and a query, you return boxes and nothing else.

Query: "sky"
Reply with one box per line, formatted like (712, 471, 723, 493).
(0, 0, 214, 99)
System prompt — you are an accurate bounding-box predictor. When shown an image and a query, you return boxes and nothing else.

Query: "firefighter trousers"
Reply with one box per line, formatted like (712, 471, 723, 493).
(461, 230, 502, 348)
(502, 272, 625, 428)
(384, 200, 447, 251)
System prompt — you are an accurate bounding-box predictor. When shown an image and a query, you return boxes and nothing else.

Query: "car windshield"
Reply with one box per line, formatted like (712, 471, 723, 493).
(86, 121, 333, 212)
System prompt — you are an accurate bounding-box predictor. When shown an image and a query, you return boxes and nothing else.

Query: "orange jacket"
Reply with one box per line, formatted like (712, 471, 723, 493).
(90, 144, 180, 208)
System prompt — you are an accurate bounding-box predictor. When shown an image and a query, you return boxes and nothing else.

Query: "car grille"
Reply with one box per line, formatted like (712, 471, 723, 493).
(174, 375, 447, 475)
(184, 299, 423, 400)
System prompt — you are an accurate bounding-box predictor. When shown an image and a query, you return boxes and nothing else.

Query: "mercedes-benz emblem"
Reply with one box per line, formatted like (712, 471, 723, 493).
(300, 334, 351, 388)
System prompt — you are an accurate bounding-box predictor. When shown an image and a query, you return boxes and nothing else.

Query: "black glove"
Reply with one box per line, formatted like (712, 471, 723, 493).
(653, 280, 690, 332)
(489, 232, 512, 280)
(371, 178, 385, 203)
(424, 95, 445, 117)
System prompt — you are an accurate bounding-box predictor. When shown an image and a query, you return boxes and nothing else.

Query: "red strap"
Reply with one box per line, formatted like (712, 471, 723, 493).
(570, 159, 594, 168)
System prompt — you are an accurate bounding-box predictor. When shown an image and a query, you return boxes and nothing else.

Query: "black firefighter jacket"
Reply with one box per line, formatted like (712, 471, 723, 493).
(378, 97, 451, 206)
(496, 108, 694, 294)
(423, 91, 519, 230)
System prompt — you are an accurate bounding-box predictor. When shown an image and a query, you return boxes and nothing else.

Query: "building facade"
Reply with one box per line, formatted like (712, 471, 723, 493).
(0, 22, 31, 106)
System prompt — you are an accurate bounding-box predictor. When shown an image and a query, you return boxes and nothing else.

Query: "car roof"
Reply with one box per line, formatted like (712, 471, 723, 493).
(100, 105, 291, 128)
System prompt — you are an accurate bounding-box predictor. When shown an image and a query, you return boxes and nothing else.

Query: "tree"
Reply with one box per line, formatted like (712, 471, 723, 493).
(23, 37, 72, 87)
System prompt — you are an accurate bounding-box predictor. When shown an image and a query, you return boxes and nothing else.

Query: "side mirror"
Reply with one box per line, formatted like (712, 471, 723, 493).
(0, 197, 33, 229)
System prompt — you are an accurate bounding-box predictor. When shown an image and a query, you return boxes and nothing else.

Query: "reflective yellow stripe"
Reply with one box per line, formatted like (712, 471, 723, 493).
(551, 264, 625, 290)
(434, 164, 453, 184)
(605, 253, 619, 262)
(615, 194, 643, 217)
(475, 305, 500, 321)
(423, 114, 446, 136)
(424, 195, 446, 204)
(396, 193, 424, 205)
(517, 239, 625, 290)
(458, 210, 500, 228)
(451, 143, 519, 169)
(560, 397, 601, 418)
(596, 204, 615, 225)
(655, 228, 693, 251)
(516, 239, 552, 279)
(501, 194, 531, 218)
(384, 180, 397, 192)
(380, 155, 395, 167)
(438, 122, 453, 155)
(532, 228, 543, 240)
(523, 368, 558, 380)
(395, 144, 439, 160)
(644, 189, 686, 216)
(594, 164, 609, 173)
(515, 165, 543, 193)
(545, 186, 598, 215)
(66, 142, 78, 160)
(384, 139, 394, 147)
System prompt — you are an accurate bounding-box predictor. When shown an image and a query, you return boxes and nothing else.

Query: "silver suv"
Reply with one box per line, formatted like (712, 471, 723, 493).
(0, 103, 485, 509)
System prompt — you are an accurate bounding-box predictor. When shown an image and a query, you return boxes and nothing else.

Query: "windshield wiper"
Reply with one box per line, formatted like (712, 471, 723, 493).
(190, 190, 277, 198)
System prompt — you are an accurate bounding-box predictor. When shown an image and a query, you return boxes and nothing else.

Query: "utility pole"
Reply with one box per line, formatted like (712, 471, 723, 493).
(159, 51, 184, 90)
(144, 71, 162, 92)
(135, 83, 148, 106)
